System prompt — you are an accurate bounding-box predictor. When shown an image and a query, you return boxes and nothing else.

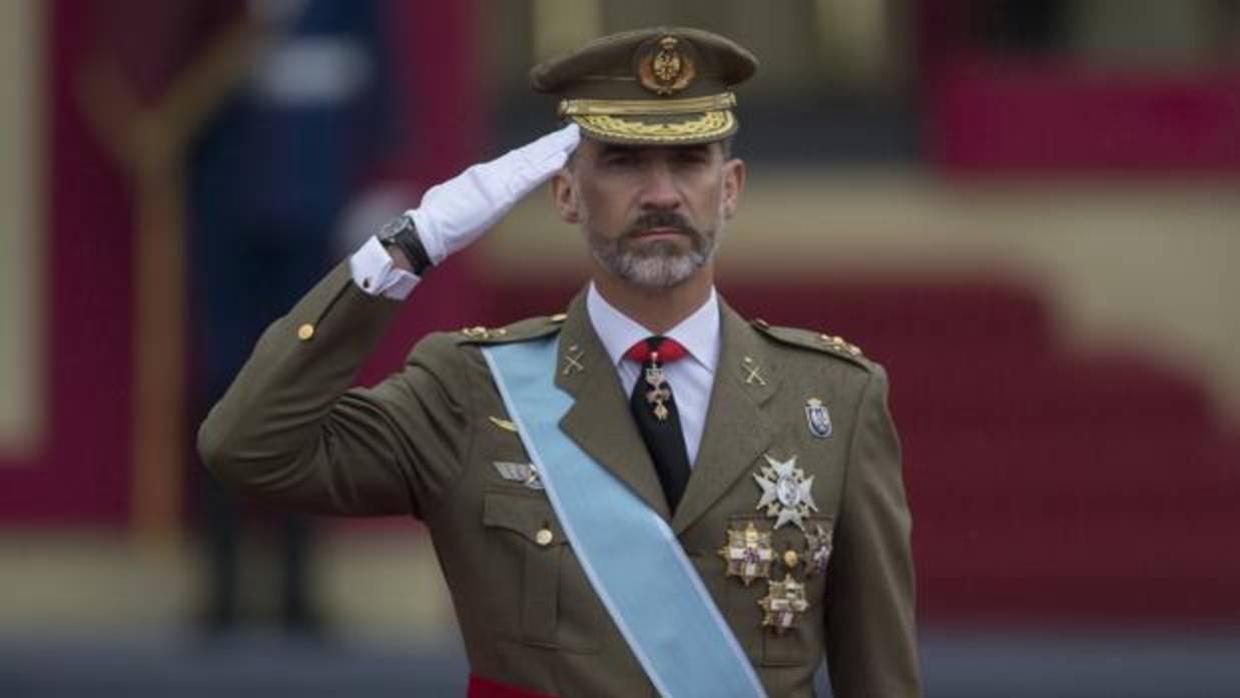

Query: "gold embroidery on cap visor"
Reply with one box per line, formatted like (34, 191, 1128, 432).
(570, 110, 736, 145)
(559, 93, 737, 118)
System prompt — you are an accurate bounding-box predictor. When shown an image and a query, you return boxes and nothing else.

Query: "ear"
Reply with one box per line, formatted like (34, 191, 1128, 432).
(720, 157, 746, 219)
(550, 168, 580, 224)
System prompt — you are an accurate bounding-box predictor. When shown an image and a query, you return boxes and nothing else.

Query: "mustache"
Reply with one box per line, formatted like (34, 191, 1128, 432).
(623, 212, 700, 239)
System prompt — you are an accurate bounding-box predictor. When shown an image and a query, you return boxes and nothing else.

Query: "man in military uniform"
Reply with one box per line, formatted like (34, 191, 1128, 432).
(200, 27, 920, 697)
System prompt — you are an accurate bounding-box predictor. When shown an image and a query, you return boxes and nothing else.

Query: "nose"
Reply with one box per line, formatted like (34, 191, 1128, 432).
(637, 163, 681, 211)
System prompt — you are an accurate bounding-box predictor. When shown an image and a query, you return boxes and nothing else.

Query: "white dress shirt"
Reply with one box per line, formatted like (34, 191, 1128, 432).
(349, 236, 421, 299)
(586, 283, 720, 467)
(351, 239, 721, 465)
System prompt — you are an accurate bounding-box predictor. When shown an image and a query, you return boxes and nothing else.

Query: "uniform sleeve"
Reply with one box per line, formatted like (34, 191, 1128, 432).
(824, 365, 922, 697)
(197, 260, 471, 519)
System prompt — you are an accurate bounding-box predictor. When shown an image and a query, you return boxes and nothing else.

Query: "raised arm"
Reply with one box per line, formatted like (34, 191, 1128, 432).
(197, 125, 580, 517)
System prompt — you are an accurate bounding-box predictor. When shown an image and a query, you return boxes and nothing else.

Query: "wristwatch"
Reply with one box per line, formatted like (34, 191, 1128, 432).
(378, 212, 434, 276)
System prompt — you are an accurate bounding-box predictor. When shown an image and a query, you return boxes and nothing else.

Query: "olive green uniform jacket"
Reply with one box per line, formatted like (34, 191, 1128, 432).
(198, 261, 921, 697)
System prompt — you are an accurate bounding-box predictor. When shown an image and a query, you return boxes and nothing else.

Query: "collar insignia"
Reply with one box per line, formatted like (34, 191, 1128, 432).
(562, 344, 586, 376)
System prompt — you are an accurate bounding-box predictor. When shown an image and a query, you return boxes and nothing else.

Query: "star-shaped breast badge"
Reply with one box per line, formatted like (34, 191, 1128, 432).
(754, 454, 818, 531)
(803, 524, 833, 577)
(758, 574, 810, 632)
(718, 521, 775, 586)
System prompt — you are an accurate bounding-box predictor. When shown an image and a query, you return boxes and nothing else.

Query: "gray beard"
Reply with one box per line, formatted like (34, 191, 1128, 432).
(589, 231, 717, 289)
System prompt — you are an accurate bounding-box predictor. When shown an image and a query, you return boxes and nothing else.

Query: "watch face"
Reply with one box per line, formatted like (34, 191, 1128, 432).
(378, 214, 411, 242)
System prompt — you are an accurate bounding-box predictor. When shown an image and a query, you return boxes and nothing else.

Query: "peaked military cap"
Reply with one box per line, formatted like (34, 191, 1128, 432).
(530, 26, 758, 145)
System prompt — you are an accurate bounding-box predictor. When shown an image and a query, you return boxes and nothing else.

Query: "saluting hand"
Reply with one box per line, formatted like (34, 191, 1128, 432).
(408, 123, 581, 265)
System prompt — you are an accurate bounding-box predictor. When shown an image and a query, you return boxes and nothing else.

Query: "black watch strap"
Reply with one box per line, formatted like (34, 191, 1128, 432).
(379, 213, 433, 276)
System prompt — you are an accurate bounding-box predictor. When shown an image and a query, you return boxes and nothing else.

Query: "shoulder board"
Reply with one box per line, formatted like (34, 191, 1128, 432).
(454, 312, 567, 345)
(750, 319, 873, 371)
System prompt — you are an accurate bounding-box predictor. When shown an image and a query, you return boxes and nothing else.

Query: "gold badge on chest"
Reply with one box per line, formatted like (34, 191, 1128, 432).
(718, 521, 775, 586)
(709, 452, 833, 635)
(758, 574, 810, 632)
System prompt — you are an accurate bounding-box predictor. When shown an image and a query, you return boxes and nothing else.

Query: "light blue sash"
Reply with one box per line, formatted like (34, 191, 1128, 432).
(482, 338, 766, 698)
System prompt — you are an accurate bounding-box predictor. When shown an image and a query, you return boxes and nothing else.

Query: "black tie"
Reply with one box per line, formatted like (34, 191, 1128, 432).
(626, 336, 692, 512)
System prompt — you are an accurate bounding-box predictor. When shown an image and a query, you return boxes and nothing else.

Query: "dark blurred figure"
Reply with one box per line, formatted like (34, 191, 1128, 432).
(81, 0, 396, 639)
(1216, 0, 1240, 62)
(978, 0, 1070, 53)
(188, 0, 397, 636)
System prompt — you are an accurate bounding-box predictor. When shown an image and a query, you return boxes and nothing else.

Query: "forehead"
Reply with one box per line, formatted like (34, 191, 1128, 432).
(579, 138, 719, 158)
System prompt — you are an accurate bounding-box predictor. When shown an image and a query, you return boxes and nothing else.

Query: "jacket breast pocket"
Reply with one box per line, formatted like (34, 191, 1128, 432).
(482, 491, 601, 653)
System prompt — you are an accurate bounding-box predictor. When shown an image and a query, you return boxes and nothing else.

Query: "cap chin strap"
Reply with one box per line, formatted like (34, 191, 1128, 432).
(558, 91, 736, 117)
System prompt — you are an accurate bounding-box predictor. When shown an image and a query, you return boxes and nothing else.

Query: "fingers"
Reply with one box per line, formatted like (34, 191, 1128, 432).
(518, 122, 581, 171)
(488, 123, 581, 197)
(409, 123, 583, 264)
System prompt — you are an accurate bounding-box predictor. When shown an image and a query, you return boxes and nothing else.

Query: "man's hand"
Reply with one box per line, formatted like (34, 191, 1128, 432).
(409, 123, 580, 265)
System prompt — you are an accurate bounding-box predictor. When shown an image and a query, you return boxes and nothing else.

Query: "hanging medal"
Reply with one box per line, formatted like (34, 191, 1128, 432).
(643, 351, 672, 421)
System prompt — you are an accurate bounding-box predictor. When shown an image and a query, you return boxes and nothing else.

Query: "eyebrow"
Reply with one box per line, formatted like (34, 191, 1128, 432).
(599, 144, 640, 157)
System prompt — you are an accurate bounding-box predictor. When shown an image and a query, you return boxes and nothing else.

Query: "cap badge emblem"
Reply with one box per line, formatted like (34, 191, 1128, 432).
(639, 35, 696, 96)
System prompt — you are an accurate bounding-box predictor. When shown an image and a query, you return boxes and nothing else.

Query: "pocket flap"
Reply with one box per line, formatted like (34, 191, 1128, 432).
(483, 491, 566, 546)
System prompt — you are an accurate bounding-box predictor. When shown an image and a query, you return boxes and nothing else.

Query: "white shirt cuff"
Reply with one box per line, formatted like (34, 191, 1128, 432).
(349, 236, 420, 301)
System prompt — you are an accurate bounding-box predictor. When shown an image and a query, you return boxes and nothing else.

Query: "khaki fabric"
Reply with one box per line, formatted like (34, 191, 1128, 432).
(530, 26, 758, 145)
(199, 261, 921, 697)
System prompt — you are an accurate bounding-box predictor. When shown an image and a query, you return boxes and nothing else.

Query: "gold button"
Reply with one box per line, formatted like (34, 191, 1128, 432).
(783, 549, 800, 568)
(535, 528, 554, 546)
(549, 313, 568, 323)
(297, 323, 315, 341)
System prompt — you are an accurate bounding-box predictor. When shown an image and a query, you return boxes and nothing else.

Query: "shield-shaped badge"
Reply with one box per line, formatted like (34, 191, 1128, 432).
(805, 398, 832, 439)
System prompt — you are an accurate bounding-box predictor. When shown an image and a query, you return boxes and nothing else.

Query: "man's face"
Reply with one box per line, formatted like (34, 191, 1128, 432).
(552, 137, 746, 289)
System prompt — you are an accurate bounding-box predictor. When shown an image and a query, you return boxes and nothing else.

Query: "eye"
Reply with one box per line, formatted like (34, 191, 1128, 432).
(674, 148, 710, 165)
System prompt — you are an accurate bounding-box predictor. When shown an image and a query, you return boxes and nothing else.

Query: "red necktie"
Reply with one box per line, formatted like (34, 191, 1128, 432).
(625, 336, 691, 512)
